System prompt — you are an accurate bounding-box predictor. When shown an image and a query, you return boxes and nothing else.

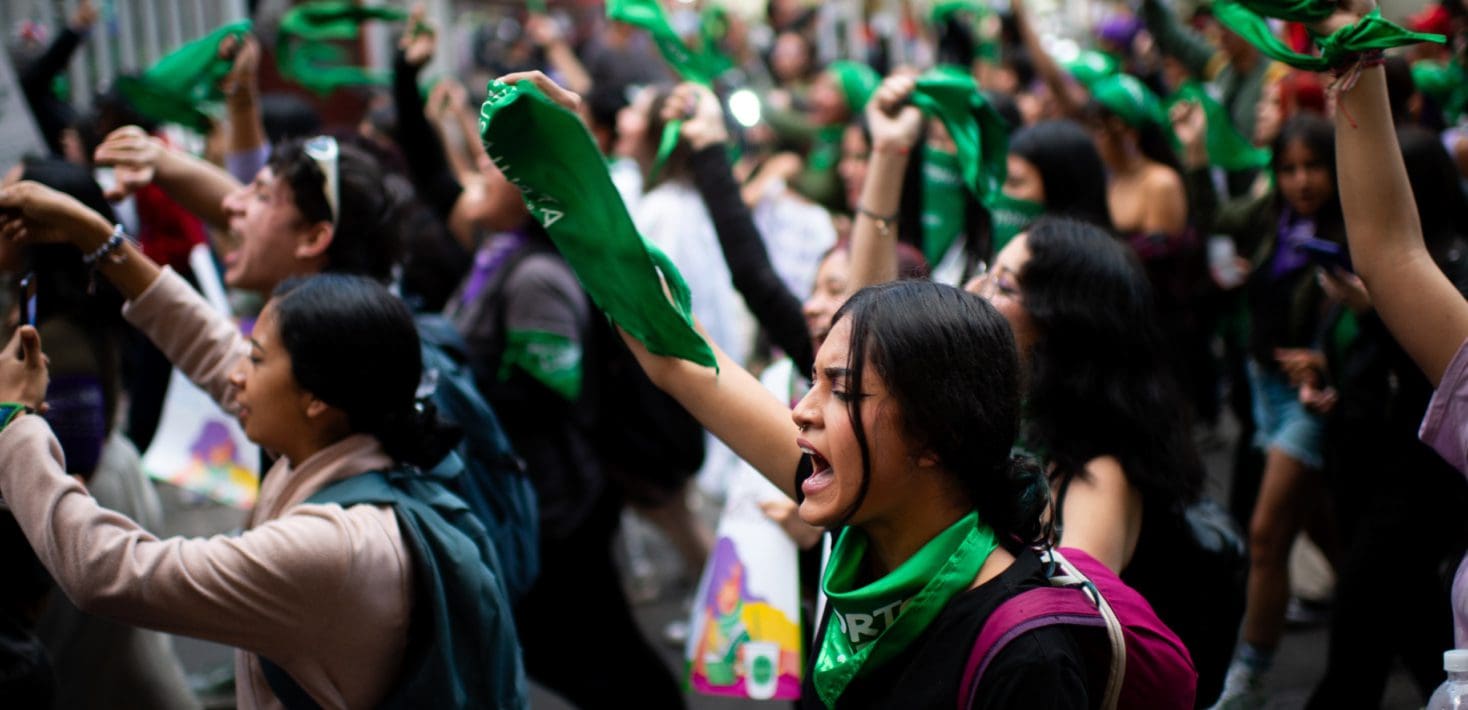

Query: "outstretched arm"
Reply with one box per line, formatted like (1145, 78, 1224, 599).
(846, 75, 922, 292)
(93, 126, 241, 230)
(1331, 20, 1468, 385)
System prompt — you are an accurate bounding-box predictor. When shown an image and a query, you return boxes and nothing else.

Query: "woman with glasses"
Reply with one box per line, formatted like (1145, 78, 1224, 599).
(0, 179, 524, 708)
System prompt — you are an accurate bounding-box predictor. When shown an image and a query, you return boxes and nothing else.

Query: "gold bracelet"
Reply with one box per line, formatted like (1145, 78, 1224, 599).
(856, 206, 897, 238)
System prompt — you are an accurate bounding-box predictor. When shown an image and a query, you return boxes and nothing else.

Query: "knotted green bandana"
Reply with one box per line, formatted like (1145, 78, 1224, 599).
(1090, 73, 1169, 129)
(910, 66, 1011, 205)
(1064, 50, 1120, 89)
(1169, 80, 1271, 171)
(1213, 2, 1442, 72)
(276, 2, 407, 95)
(114, 20, 252, 132)
(921, 147, 968, 265)
(989, 191, 1045, 254)
(814, 511, 997, 707)
(478, 80, 716, 369)
(607, 0, 731, 86)
(827, 61, 881, 116)
(1413, 60, 1468, 123)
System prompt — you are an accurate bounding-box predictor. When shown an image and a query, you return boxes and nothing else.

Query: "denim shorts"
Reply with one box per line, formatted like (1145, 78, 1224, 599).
(1247, 361, 1324, 470)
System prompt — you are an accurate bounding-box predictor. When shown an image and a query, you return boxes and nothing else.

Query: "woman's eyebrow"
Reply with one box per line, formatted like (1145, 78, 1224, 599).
(823, 366, 851, 382)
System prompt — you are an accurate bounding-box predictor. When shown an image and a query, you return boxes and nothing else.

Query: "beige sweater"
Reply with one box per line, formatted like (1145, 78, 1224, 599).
(0, 268, 413, 709)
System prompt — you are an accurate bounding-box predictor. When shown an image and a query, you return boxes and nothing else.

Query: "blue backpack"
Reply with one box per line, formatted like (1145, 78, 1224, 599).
(414, 314, 540, 603)
(261, 467, 528, 709)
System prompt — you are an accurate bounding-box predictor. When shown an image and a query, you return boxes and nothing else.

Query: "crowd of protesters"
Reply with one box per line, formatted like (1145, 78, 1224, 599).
(3, 0, 1468, 707)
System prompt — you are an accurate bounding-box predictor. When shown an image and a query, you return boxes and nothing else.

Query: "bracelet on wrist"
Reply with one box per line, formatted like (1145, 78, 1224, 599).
(82, 224, 128, 266)
(0, 402, 35, 434)
(856, 206, 898, 238)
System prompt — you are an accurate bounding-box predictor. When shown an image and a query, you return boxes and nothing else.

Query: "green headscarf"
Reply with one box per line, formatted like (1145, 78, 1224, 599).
(1214, 1, 1442, 72)
(827, 60, 880, 117)
(1090, 73, 1169, 129)
(276, 2, 407, 96)
(607, 0, 731, 86)
(478, 79, 716, 369)
(910, 66, 1011, 205)
(114, 20, 252, 132)
(1063, 50, 1120, 89)
(1168, 81, 1271, 171)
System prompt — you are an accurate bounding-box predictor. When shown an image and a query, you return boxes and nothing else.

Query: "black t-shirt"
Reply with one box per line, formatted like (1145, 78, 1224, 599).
(799, 546, 1094, 709)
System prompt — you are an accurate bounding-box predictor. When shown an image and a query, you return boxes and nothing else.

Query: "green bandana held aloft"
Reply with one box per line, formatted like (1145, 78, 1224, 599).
(478, 80, 716, 370)
(1413, 60, 1468, 123)
(114, 20, 252, 132)
(989, 191, 1045, 254)
(814, 511, 998, 706)
(607, 0, 731, 86)
(931, 0, 1000, 62)
(1090, 73, 1169, 129)
(910, 66, 1011, 205)
(1169, 81, 1271, 171)
(1214, 2, 1442, 72)
(921, 147, 968, 266)
(276, 2, 407, 96)
(827, 61, 881, 117)
(1063, 50, 1120, 89)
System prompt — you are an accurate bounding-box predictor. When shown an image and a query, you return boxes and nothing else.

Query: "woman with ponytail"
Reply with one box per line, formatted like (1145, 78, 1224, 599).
(0, 181, 523, 708)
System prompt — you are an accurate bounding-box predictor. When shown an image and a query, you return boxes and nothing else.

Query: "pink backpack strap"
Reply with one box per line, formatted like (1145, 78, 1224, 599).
(956, 586, 1107, 710)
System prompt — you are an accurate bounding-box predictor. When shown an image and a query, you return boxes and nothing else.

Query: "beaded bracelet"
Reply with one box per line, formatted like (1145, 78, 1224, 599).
(82, 224, 128, 266)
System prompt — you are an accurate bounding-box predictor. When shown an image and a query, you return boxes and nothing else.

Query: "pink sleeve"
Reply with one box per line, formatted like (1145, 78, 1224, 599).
(121, 267, 249, 409)
(1421, 336, 1468, 475)
(0, 415, 409, 662)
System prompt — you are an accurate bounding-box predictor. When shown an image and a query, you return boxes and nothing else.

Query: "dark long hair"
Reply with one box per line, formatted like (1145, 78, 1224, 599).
(1271, 113, 1342, 231)
(833, 280, 1051, 548)
(1398, 125, 1468, 256)
(1009, 120, 1114, 230)
(1019, 219, 1203, 514)
(271, 274, 457, 467)
(1088, 102, 1185, 179)
(267, 139, 404, 284)
(897, 122, 993, 281)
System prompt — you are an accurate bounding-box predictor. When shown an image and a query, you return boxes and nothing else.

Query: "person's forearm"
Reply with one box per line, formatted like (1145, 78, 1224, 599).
(1139, 0, 1216, 77)
(225, 90, 267, 167)
(845, 144, 909, 292)
(545, 42, 591, 96)
(151, 148, 240, 230)
(1013, 2, 1082, 118)
(69, 209, 164, 301)
(1337, 66, 1468, 385)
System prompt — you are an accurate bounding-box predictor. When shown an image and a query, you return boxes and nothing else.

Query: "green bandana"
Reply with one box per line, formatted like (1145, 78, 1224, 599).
(276, 2, 407, 96)
(989, 192, 1045, 254)
(498, 329, 583, 401)
(1413, 60, 1468, 123)
(607, 0, 731, 86)
(114, 20, 252, 132)
(1214, 2, 1442, 72)
(478, 80, 716, 369)
(827, 61, 881, 117)
(814, 511, 997, 706)
(931, 0, 1000, 62)
(1090, 73, 1168, 129)
(1063, 50, 1120, 89)
(807, 124, 846, 174)
(910, 66, 1011, 205)
(922, 147, 968, 266)
(1169, 81, 1271, 171)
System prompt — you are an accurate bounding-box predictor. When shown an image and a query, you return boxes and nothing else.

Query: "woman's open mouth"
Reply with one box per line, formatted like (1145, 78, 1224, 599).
(797, 437, 833, 495)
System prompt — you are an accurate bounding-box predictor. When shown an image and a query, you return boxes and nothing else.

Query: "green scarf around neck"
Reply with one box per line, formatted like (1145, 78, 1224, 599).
(478, 79, 716, 370)
(989, 192, 1045, 254)
(114, 20, 252, 132)
(607, 0, 731, 86)
(1168, 81, 1271, 171)
(814, 511, 997, 706)
(922, 147, 968, 266)
(910, 67, 1010, 206)
(276, 2, 408, 96)
(1213, 2, 1442, 72)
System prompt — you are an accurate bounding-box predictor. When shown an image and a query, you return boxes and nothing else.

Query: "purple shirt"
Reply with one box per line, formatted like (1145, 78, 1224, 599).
(1420, 336, 1468, 647)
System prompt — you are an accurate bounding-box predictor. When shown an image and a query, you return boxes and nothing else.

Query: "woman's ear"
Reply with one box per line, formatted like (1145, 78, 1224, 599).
(294, 221, 335, 262)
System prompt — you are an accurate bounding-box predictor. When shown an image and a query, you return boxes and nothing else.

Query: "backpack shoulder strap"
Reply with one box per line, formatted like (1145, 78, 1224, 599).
(956, 586, 1108, 710)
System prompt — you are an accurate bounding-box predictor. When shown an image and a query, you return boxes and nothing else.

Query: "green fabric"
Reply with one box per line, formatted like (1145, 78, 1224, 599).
(814, 511, 997, 707)
(1064, 50, 1120, 88)
(1413, 60, 1468, 123)
(479, 79, 716, 370)
(931, 0, 999, 62)
(497, 329, 584, 401)
(1091, 73, 1168, 128)
(650, 119, 684, 184)
(607, 0, 730, 86)
(1328, 308, 1360, 369)
(827, 61, 880, 116)
(276, 2, 407, 96)
(989, 192, 1045, 254)
(921, 147, 968, 265)
(806, 124, 846, 173)
(1170, 81, 1271, 171)
(911, 66, 1011, 205)
(1214, 2, 1443, 72)
(114, 20, 252, 132)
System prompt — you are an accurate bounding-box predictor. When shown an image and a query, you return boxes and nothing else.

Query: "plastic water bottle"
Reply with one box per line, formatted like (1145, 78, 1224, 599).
(1429, 650, 1468, 709)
